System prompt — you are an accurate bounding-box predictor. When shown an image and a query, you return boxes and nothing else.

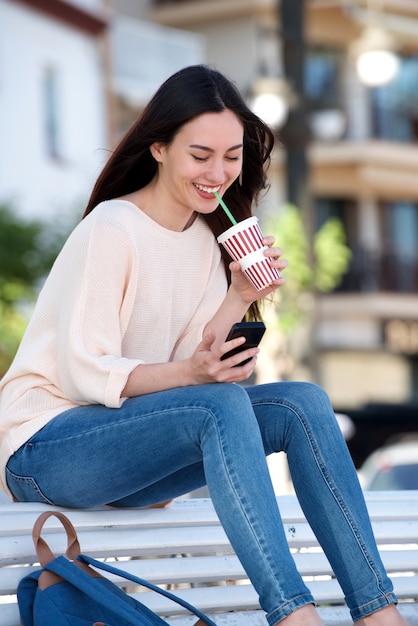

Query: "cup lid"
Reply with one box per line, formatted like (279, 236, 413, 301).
(216, 216, 259, 245)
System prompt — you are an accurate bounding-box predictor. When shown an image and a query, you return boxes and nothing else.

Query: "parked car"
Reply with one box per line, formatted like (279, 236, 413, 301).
(358, 437, 418, 491)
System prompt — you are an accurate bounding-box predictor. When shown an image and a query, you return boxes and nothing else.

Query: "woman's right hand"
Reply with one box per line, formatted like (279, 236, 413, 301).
(186, 331, 259, 385)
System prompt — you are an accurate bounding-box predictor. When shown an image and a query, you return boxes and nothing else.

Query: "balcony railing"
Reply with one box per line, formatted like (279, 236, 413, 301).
(336, 247, 418, 293)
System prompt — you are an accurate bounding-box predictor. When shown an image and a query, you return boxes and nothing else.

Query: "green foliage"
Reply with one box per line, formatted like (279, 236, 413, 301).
(2, 213, 39, 302)
(264, 203, 352, 333)
(270, 202, 313, 289)
(0, 204, 73, 375)
(313, 216, 352, 292)
(0, 302, 28, 376)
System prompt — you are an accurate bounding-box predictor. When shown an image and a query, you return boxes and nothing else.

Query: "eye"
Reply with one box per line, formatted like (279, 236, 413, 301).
(192, 155, 208, 162)
(225, 156, 241, 162)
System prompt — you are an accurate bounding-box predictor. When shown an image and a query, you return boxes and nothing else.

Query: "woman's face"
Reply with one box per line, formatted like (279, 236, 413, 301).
(151, 109, 244, 221)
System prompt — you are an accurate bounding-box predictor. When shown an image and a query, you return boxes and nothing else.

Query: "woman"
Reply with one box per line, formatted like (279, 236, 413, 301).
(0, 65, 409, 626)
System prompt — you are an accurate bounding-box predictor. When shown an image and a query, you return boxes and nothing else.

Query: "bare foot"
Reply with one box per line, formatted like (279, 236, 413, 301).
(275, 604, 324, 625)
(354, 605, 411, 625)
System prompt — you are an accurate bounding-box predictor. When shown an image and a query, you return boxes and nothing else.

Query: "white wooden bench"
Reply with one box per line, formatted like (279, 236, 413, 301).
(1, 491, 417, 626)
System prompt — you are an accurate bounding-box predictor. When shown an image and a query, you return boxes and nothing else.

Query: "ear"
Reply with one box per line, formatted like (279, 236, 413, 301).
(150, 142, 165, 163)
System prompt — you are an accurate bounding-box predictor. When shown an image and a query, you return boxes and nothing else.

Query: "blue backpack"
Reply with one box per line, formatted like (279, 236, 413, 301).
(17, 511, 217, 626)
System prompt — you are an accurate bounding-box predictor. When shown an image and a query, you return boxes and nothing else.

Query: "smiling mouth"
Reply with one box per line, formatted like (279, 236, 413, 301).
(193, 183, 222, 194)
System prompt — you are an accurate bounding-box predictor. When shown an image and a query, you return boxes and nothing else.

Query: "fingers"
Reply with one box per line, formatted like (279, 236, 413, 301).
(262, 243, 287, 275)
(219, 334, 246, 361)
(262, 235, 276, 247)
(201, 330, 216, 351)
(263, 242, 283, 260)
(217, 350, 259, 382)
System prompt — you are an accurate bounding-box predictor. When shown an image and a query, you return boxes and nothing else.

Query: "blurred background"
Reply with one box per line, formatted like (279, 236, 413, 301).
(1, 0, 417, 492)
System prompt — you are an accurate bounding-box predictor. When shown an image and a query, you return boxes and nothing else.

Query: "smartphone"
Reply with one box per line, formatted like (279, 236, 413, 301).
(221, 321, 266, 366)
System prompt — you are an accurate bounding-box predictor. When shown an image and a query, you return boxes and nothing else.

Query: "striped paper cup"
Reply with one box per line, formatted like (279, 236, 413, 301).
(239, 249, 281, 291)
(218, 216, 281, 290)
(217, 216, 264, 262)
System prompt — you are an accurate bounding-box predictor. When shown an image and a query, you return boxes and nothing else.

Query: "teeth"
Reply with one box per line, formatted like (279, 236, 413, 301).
(194, 184, 221, 194)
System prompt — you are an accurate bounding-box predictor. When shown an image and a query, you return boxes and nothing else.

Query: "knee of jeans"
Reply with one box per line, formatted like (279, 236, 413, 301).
(292, 382, 332, 414)
(206, 384, 261, 442)
(202, 383, 257, 430)
(281, 382, 336, 437)
(218, 383, 254, 414)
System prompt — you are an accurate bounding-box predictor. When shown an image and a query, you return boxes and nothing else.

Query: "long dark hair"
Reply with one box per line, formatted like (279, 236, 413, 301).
(84, 65, 275, 319)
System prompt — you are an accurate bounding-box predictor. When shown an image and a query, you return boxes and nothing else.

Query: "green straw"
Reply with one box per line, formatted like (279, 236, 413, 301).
(213, 190, 237, 225)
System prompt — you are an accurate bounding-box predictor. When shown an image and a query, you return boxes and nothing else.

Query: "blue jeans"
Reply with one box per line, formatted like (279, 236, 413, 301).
(6, 382, 397, 624)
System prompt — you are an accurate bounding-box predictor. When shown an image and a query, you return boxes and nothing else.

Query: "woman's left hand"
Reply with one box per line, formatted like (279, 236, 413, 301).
(229, 235, 287, 303)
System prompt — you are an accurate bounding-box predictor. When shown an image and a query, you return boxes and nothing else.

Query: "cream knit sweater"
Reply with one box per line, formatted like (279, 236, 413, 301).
(0, 200, 227, 498)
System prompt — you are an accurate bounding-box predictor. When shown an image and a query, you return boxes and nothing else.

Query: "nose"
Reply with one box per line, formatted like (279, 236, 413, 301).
(206, 158, 225, 183)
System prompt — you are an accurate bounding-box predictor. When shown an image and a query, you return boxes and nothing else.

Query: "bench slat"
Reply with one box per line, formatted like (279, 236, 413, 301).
(123, 575, 418, 615)
(1, 546, 417, 597)
(1, 576, 418, 626)
(1, 492, 417, 534)
(1, 518, 416, 567)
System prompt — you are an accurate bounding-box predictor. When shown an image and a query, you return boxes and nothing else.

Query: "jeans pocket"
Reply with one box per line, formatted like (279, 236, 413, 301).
(5, 466, 54, 504)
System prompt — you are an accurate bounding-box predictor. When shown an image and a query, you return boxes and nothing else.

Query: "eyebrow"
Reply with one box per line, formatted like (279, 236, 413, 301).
(189, 144, 243, 152)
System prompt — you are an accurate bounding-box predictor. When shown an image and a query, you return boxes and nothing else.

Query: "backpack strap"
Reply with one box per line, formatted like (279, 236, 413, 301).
(32, 511, 81, 565)
(78, 554, 218, 626)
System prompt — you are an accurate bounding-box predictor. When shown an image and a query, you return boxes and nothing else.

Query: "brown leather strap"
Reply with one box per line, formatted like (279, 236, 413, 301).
(38, 569, 65, 590)
(32, 511, 81, 566)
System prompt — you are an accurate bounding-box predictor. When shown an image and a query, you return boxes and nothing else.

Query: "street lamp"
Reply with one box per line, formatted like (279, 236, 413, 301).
(250, 76, 295, 129)
(350, 0, 400, 88)
(351, 24, 400, 86)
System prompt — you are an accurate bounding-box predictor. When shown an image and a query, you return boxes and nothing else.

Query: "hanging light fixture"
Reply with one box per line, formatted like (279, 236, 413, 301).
(250, 76, 296, 129)
(350, 0, 400, 87)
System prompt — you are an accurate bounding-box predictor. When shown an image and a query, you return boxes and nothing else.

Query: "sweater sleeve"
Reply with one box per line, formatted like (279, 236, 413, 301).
(52, 212, 144, 407)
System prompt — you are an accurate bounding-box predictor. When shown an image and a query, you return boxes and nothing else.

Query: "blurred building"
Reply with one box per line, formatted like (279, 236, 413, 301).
(0, 0, 110, 219)
(145, 0, 418, 410)
(1, 0, 418, 412)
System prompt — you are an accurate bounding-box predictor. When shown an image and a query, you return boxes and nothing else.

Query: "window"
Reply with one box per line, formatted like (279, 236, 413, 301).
(314, 199, 418, 293)
(43, 66, 61, 160)
(371, 55, 418, 142)
(305, 48, 346, 141)
(382, 202, 418, 292)
(305, 48, 343, 112)
(411, 358, 418, 399)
